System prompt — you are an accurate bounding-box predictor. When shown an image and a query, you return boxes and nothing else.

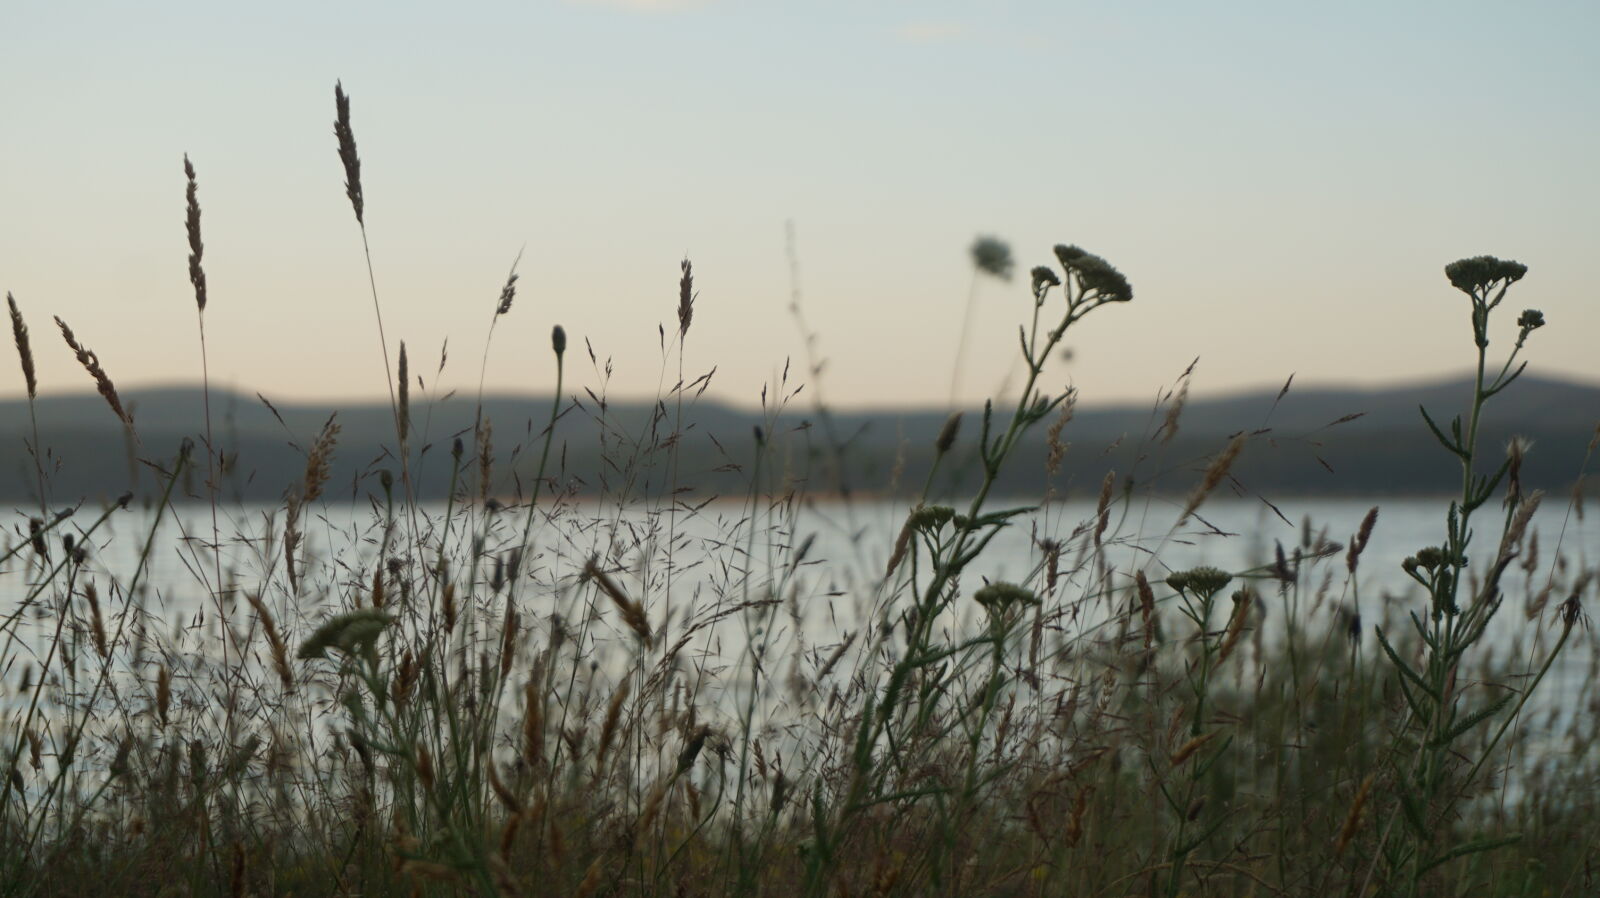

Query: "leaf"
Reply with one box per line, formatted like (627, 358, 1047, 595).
(1376, 627, 1439, 702)
(1396, 674, 1429, 720)
(1192, 734, 1236, 780)
(1433, 692, 1515, 747)
(1418, 834, 1522, 874)
(1418, 405, 1464, 458)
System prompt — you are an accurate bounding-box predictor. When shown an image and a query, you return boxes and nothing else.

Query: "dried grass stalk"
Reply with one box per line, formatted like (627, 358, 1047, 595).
(1136, 570, 1157, 650)
(415, 742, 435, 793)
(55, 317, 131, 426)
(1216, 589, 1252, 666)
(84, 583, 107, 659)
(442, 582, 458, 634)
(487, 754, 522, 814)
(333, 81, 364, 225)
(1170, 730, 1219, 766)
(155, 665, 171, 726)
(7, 293, 37, 399)
(573, 859, 603, 898)
(1346, 506, 1379, 573)
(522, 679, 545, 768)
(496, 263, 519, 316)
(245, 592, 293, 690)
(397, 341, 409, 442)
(1161, 379, 1189, 445)
(678, 258, 695, 338)
(1094, 470, 1115, 545)
(478, 416, 493, 504)
(499, 605, 519, 678)
(184, 155, 207, 312)
(584, 557, 652, 648)
(594, 679, 631, 779)
(1180, 433, 1246, 523)
(1335, 774, 1375, 854)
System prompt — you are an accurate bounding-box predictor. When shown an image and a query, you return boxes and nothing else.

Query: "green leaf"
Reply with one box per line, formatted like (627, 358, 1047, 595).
(1376, 627, 1438, 702)
(1193, 734, 1236, 780)
(1433, 692, 1515, 747)
(1418, 834, 1522, 874)
(1408, 611, 1439, 651)
(1418, 405, 1465, 457)
(1397, 674, 1429, 721)
(1469, 457, 1513, 510)
(1483, 360, 1528, 398)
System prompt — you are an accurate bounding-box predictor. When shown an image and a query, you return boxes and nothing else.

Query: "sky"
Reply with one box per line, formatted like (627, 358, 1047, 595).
(2, 0, 1596, 412)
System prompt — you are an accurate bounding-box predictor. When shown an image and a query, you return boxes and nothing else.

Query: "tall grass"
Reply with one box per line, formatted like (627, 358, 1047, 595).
(0, 84, 1595, 898)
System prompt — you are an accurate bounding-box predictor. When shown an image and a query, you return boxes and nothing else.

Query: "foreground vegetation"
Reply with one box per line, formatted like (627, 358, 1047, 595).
(1, 84, 1596, 897)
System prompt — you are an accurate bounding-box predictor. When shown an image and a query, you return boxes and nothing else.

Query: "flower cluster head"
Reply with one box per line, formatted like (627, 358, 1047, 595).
(908, 505, 956, 533)
(1401, 546, 1450, 577)
(298, 609, 394, 660)
(1166, 566, 1233, 598)
(1517, 308, 1545, 331)
(1053, 245, 1133, 303)
(970, 236, 1016, 280)
(1030, 265, 1062, 294)
(974, 581, 1040, 613)
(1444, 255, 1527, 302)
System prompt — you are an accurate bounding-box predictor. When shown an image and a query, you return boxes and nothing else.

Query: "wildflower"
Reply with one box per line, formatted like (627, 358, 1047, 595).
(1071, 253, 1133, 303)
(974, 581, 1040, 612)
(1050, 245, 1133, 303)
(1413, 546, 1446, 570)
(1167, 566, 1232, 598)
(1053, 244, 1089, 268)
(1030, 266, 1061, 293)
(908, 505, 956, 532)
(1517, 308, 1545, 330)
(970, 236, 1015, 280)
(1444, 255, 1527, 299)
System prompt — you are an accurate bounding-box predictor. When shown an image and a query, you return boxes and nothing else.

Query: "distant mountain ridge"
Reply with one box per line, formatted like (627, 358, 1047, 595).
(2, 373, 1597, 504)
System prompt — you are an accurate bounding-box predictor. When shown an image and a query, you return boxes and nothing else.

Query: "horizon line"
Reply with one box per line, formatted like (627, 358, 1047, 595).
(4, 368, 1598, 414)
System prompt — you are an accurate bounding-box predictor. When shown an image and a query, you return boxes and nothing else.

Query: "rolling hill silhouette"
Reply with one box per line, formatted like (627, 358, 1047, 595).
(2, 373, 1596, 505)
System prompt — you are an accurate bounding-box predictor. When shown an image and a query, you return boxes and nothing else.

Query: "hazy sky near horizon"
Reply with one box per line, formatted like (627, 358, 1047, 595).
(2, 0, 1596, 412)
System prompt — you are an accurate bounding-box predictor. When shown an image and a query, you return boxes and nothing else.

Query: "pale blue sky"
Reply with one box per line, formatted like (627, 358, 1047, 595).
(2, 1, 1595, 409)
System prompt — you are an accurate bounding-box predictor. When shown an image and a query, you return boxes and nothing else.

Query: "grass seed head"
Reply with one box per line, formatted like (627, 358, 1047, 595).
(1181, 432, 1246, 522)
(935, 412, 962, 455)
(55, 317, 131, 427)
(8, 293, 37, 399)
(584, 557, 652, 648)
(496, 263, 519, 316)
(184, 155, 206, 313)
(155, 665, 171, 726)
(678, 257, 695, 337)
(397, 341, 409, 442)
(1347, 506, 1380, 573)
(1170, 730, 1219, 766)
(333, 81, 364, 225)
